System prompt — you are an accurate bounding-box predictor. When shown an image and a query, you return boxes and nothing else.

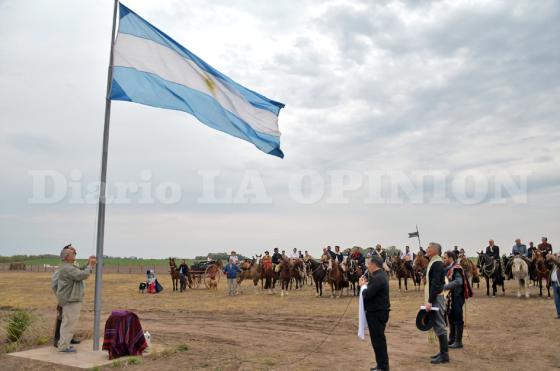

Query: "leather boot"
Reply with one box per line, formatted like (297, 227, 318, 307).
(449, 325, 463, 349)
(431, 334, 450, 364)
(448, 324, 456, 346)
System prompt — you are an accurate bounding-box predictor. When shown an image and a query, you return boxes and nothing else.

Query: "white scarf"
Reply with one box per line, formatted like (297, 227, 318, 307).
(358, 285, 368, 340)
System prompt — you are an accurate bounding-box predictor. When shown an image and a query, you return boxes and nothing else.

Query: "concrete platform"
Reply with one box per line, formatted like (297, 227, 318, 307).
(7, 339, 159, 369)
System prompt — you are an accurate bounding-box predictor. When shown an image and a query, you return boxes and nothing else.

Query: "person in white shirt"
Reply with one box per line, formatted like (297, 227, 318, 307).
(400, 246, 414, 276)
(289, 248, 299, 260)
(229, 251, 239, 266)
(400, 246, 414, 261)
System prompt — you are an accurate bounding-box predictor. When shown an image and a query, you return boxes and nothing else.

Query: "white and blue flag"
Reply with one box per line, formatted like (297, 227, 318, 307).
(110, 4, 285, 158)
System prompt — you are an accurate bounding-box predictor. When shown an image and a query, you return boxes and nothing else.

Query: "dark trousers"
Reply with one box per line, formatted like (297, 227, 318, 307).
(366, 310, 389, 370)
(553, 282, 560, 316)
(54, 305, 62, 345)
(447, 295, 464, 326)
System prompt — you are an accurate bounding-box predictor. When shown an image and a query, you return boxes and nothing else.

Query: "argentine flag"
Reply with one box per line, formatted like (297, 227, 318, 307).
(110, 4, 285, 158)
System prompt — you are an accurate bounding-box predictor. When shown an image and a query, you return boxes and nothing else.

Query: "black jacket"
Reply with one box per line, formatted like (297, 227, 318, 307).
(444, 266, 464, 299)
(362, 269, 390, 312)
(271, 252, 282, 264)
(428, 260, 445, 304)
(486, 245, 500, 260)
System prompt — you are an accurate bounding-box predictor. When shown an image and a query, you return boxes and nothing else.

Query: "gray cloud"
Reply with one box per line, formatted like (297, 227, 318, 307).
(0, 0, 558, 258)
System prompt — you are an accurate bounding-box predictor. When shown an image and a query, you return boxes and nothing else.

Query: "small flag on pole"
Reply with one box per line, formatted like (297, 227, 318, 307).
(110, 3, 285, 157)
(408, 231, 419, 238)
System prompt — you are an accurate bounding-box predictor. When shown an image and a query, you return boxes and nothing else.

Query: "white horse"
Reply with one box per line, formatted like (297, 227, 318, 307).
(512, 256, 530, 298)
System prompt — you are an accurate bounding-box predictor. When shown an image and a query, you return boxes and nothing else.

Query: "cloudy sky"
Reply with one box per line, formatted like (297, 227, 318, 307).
(1, 0, 559, 259)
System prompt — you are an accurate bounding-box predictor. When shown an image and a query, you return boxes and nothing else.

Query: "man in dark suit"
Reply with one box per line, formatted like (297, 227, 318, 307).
(485, 239, 504, 284)
(359, 255, 391, 371)
(485, 239, 500, 259)
(424, 242, 449, 364)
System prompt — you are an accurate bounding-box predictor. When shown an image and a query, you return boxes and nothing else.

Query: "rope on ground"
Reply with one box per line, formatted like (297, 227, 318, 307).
(236, 293, 355, 367)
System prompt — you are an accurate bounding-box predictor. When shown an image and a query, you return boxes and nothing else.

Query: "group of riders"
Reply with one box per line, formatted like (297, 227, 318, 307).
(232, 244, 421, 286)
(482, 237, 554, 283)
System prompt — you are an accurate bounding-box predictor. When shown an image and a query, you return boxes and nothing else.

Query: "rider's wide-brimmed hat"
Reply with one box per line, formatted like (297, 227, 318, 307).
(416, 309, 435, 332)
(230, 250, 236, 254)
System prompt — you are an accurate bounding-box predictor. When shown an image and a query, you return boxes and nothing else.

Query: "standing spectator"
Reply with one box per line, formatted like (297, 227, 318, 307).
(538, 237, 553, 256)
(443, 251, 471, 350)
(56, 245, 96, 353)
(359, 255, 390, 371)
(547, 253, 560, 319)
(178, 260, 189, 291)
(223, 259, 241, 296)
(51, 246, 80, 348)
(424, 242, 449, 364)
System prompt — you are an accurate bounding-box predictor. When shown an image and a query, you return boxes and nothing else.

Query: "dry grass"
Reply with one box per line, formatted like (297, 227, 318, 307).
(0, 272, 559, 370)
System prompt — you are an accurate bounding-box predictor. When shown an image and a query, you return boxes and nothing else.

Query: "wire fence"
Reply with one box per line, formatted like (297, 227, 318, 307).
(0, 263, 169, 274)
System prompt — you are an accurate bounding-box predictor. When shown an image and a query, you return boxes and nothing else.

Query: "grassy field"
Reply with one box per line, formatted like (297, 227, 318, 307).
(0, 271, 558, 370)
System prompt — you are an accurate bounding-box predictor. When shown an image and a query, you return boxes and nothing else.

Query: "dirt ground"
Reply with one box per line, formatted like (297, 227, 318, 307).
(0, 272, 558, 371)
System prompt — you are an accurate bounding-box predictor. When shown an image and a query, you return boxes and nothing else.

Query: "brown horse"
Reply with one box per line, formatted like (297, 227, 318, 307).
(412, 254, 428, 291)
(277, 258, 292, 296)
(459, 256, 480, 289)
(260, 259, 274, 294)
(168, 258, 180, 291)
(393, 256, 412, 292)
(237, 257, 262, 293)
(289, 260, 304, 290)
(533, 251, 551, 297)
(327, 259, 346, 298)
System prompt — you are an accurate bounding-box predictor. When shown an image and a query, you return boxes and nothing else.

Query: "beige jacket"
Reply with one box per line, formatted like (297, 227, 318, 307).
(56, 262, 92, 306)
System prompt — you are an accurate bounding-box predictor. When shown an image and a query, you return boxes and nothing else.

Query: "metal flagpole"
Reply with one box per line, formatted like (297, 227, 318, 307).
(416, 224, 422, 249)
(93, 0, 119, 351)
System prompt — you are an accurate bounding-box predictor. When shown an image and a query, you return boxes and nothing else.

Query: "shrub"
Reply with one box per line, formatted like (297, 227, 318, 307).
(5, 310, 32, 343)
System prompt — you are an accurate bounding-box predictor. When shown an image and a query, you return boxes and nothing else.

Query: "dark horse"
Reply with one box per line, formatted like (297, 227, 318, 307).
(393, 256, 412, 292)
(289, 260, 304, 290)
(477, 252, 505, 296)
(308, 259, 327, 297)
(168, 258, 180, 291)
(277, 258, 292, 296)
(347, 259, 364, 296)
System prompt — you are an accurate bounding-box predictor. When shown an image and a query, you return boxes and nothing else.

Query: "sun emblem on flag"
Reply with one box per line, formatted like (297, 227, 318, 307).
(204, 74, 217, 95)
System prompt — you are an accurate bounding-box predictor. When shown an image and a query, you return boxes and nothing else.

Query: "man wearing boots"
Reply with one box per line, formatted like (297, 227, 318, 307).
(424, 242, 449, 364)
(443, 250, 471, 350)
